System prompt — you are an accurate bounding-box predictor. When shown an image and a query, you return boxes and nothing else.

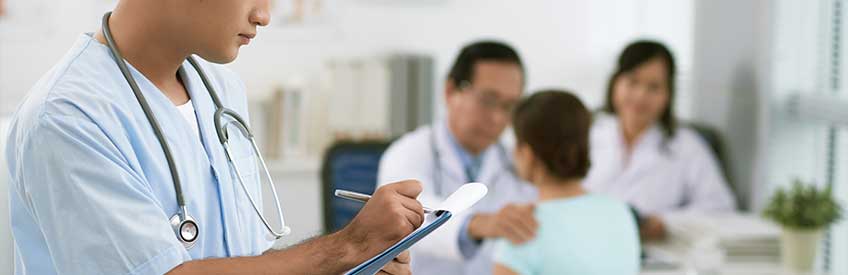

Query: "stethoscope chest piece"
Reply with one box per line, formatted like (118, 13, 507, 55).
(170, 208, 199, 249)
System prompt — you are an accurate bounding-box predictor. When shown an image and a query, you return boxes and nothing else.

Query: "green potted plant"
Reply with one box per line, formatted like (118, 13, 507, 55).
(763, 179, 843, 272)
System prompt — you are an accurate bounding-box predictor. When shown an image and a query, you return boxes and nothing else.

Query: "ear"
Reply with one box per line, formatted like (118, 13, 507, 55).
(515, 143, 537, 180)
(444, 79, 462, 109)
(525, 147, 547, 183)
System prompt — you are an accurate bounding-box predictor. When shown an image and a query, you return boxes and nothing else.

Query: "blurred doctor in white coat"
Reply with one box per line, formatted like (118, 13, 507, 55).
(378, 41, 538, 275)
(585, 40, 737, 241)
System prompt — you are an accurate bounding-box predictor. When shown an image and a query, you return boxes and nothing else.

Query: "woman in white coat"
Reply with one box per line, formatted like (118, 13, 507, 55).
(584, 40, 737, 241)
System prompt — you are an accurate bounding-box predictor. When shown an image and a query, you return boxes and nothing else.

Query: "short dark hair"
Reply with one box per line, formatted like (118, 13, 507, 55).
(603, 40, 677, 140)
(512, 90, 592, 180)
(447, 40, 525, 87)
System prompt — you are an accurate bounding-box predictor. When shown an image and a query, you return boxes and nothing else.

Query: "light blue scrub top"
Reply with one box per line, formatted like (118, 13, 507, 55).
(5, 34, 274, 275)
(493, 194, 640, 275)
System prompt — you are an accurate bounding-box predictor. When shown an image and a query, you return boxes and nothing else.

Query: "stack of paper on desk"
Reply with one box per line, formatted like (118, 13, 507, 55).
(662, 213, 781, 265)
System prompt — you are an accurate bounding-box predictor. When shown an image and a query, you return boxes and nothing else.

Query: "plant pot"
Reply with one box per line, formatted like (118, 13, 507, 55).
(780, 227, 823, 272)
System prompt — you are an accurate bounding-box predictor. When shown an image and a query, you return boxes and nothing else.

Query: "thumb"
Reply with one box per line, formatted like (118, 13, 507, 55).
(388, 180, 423, 198)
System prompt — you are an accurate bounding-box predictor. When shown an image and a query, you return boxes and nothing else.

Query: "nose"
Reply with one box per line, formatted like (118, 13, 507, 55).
(250, 0, 272, 27)
(492, 108, 509, 126)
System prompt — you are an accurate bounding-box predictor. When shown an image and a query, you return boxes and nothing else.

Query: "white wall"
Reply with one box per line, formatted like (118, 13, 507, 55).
(691, 0, 773, 211)
(0, 118, 12, 275)
(230, 0, 695, 118)
(0, 0, 696, 116)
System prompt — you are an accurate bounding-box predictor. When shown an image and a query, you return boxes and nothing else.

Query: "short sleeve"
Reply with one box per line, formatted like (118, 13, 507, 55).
(493, 238, 539, 275)
(10, 114, 190, 275)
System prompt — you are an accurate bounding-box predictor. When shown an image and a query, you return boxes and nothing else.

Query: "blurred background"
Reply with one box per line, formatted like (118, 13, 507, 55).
(0, 0, 846, 274)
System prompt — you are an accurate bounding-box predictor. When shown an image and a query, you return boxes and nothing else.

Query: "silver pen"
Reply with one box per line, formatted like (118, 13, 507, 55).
(334, 189, 435, 213)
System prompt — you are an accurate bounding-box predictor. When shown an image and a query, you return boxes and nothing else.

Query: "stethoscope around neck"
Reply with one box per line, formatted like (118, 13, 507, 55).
(100, 12, 290, 249)
(429, 125, 515, 197)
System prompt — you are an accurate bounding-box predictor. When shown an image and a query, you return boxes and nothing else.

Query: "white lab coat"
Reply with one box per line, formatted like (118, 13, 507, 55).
(584, 114, 737, 220)
(378, 121, 537, 275)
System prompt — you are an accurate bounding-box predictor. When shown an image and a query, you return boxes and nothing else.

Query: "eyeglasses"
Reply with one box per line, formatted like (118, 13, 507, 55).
(458, 81, 519, 115)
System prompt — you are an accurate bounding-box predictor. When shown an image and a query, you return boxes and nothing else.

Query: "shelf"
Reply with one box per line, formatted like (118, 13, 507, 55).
(266, 156, 322, 175)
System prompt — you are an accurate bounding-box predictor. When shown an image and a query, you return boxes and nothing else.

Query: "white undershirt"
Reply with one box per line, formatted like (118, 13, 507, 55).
(176, 100, 201, 139)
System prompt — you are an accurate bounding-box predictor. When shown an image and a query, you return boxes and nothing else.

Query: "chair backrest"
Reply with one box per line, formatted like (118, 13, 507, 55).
(321, 140, 392, 233)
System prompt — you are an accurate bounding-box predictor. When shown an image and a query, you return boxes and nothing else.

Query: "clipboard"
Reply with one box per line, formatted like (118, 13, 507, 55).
(344, 210, 454, 275)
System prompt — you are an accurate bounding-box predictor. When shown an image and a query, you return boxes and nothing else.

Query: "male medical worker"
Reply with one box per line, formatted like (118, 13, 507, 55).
(4, 1, 422, 274)
(378, 41, 538, 275)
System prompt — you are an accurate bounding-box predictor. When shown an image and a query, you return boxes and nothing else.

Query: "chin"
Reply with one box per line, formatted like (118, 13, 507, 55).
(200, 49, 239, 64)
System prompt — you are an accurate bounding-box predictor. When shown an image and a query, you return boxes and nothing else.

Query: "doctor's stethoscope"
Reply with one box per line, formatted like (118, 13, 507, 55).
(429, 125, 516, 197)
(101, 12, 290, 249)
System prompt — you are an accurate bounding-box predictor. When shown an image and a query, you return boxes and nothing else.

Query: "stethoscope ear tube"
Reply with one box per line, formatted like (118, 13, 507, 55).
(214, 108, 253, 144)
(101, 12, 187, 208)
(222, 139, 291, 238)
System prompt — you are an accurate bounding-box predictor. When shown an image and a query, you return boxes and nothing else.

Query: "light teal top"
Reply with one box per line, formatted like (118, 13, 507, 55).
(494, 194, 640, 275)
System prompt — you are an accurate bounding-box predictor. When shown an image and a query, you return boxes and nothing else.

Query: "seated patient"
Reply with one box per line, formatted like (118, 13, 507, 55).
(493, 90, 640, 275)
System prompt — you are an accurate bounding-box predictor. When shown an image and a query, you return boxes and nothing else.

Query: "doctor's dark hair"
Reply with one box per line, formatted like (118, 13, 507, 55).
(602, 40, 677, 141)
(512, 90, 592, 180)
(447, 40, 525, 87)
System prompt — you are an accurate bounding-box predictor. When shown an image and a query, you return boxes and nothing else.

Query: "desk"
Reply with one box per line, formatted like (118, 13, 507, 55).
(639, 231, 830, 275)
(641, 262, 823, 275)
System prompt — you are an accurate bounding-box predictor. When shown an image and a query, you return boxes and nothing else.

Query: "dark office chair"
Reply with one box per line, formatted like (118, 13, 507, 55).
(321, 140, 392, 234)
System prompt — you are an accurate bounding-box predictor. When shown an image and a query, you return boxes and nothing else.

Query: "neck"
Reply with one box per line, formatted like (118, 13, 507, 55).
(446, 119, 484, 156)
(535, 175, 585, 201)
(95, 3, 190, 105)
(620, 119, 649, 149)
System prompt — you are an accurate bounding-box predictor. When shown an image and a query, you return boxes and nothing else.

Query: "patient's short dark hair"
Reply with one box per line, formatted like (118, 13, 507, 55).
(512, 90, 592, 180)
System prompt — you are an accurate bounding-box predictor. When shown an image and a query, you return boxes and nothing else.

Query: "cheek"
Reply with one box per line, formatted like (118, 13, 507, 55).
(612, 84, 634, 111)
(646, 90, 670, 117)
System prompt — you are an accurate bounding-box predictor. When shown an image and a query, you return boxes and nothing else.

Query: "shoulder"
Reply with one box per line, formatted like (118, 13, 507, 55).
(567, 194, 634, 219)
(383, 125, 433, 158)
(589, 113, 618, 141)
(668, 126, 714, 158)
(378, 125, 435, 184)
(11, 36, 131, 139)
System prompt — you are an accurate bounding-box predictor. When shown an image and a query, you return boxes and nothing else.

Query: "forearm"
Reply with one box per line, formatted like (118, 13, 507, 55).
(468, 213, 494, 240)
(168, 232, 359, 275)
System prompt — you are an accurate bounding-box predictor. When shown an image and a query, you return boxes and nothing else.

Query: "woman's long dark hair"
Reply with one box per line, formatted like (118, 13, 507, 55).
(602, 40, 677, 141)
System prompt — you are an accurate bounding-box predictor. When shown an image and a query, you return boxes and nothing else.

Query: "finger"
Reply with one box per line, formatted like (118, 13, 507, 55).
(391, 206, 422, 236)
(506, 221, 535, 243)
(510, 207, 538, 231)
(379, 261, 410, 275)
(504, 209, 537, 237)
(516, 204, 539, 225)
(401, 207, 424, 229)
(395, 251, 411, 264)
(501, 222, 529, 244)
(397, 195, 424, 214)
(388, 180, 423, 198)
(516, 203, 537, 217)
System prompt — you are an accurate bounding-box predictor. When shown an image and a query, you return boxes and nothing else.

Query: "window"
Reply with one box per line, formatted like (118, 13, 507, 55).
(768, 0, 848, 273)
